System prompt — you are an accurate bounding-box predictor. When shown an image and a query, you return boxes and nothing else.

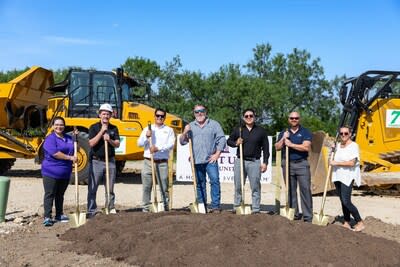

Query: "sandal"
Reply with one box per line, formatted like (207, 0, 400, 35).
(342, 222, 352, 230)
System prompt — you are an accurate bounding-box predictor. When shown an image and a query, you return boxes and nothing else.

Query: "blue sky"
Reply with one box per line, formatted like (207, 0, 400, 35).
(0, 0, 399, 80)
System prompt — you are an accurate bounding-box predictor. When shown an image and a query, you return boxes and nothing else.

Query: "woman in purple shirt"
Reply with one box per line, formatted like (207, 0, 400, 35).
(41, 117, 77, 226)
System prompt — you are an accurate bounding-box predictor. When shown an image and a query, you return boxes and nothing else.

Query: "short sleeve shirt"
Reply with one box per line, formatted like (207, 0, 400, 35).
(332, 142, 361, 186)
(278, 126, 312, 161)
(89, 122, 120, 158)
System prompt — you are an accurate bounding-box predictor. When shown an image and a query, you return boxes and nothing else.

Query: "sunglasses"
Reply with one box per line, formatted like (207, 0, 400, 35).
(339, 132, 349, 136)
(194, 109, 206, 114)
(244, 114, 254, 118)
(289, 117, 300, 120)
(155, 114, 165, 118)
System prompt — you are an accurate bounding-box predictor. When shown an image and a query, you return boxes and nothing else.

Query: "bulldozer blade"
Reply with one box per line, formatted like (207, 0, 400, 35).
(149, 202, 165, 213)
(280, 206, 295, 220)
(189, 202, 206, 214)
(312, 212, 329, 226)
(69, 210, 86, 228)
(235, 204, 252, 215)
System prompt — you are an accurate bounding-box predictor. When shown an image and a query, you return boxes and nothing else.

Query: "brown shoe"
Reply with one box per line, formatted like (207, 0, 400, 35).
(353, 222, 365, 232)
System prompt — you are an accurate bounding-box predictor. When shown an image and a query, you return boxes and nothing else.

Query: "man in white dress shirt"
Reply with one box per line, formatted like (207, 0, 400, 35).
(138, 108, 175, 212)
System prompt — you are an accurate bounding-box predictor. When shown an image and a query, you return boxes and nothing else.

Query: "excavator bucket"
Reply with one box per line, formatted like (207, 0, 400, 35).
(309, 131, 336, 195)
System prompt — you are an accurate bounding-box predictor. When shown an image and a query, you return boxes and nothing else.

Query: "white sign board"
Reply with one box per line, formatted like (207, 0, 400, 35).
(386, 109, 400, 128)
(115, 136, 126, 155)
(176, 135, 273, 183)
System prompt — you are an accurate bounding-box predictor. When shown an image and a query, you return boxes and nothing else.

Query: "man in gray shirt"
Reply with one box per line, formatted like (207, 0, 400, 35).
(180, 104, 226, 213)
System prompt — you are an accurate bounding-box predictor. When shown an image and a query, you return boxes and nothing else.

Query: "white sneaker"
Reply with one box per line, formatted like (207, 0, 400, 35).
(110, 208, 117, 214)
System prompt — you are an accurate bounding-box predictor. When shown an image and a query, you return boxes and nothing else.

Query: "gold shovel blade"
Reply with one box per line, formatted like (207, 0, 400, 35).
(280, 206, 295, 220)
(69, 211, 86, 228)
(312, 212, 329, 226)
(189, 202, 206, 214)
(235, 204, 252, 215)
(149, 202, 165, 213)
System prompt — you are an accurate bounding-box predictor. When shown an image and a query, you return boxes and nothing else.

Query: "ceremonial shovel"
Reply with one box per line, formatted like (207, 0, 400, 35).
(148, 123, 164, 213)
(313, 144, 336, 226)
(103, 139, 111, 215)
(280, 145, 295, 220)
(188, 131, 206, 214)
(235, 127, 252, 215)
(70, 130, 86, 227)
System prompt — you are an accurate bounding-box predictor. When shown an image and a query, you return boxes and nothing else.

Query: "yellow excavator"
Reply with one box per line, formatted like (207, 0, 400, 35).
(310, 70, 400, 193)
(0, 66, 182, 183)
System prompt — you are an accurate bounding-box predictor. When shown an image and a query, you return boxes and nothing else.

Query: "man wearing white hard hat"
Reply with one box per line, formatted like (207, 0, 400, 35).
(87, 103, 120, 217)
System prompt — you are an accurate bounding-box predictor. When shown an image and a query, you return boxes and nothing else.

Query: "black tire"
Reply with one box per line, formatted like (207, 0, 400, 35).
(116, 160, 126, 175)
(0, 159, 16, 175)
(69, 132, 90, 185)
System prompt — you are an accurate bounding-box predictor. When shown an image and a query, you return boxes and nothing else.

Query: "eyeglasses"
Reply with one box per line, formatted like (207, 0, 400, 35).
(244, 114, 254, 118)
(54, 124, 65, 126)
(289, 117, 300, 120)
(339, 132, 349, 136)
(194, 109, 206, 114)
(155, 114, 165, 119)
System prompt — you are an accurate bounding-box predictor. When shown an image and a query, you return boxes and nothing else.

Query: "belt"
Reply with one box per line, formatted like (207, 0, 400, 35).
(238, 157, 260, 162)
(92, 155, 114, 161)
(144, 157, 168, 163)
(291, 158, 306, 163)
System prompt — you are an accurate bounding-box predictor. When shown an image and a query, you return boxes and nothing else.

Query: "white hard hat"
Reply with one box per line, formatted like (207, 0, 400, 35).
(99, 103, 113, 113)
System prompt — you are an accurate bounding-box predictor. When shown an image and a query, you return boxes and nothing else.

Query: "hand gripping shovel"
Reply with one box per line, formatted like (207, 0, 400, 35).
(103, 139, 111, 215)
(188, 131, 206, 214)
(313, 145, 336, 226)
(148, 123, 164, 213)
(280, 145, 295, 220)
(235, 127, 251, 215)
(70, 129, 86, 227)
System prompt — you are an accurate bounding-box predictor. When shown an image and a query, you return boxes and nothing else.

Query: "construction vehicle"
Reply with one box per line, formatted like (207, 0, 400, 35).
(0, 66, 182, 183)
(310, 70, 400, 193)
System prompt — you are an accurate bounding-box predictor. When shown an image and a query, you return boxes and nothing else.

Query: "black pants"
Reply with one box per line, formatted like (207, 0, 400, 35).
(334, 181, 362, 223)
(43, 176, 69, 218)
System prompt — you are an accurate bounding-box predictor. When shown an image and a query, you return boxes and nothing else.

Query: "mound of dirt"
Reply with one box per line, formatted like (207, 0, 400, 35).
(61, 211, 400, 266)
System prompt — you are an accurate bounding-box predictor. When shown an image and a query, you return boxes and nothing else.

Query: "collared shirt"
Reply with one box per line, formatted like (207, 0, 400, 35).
(137, 124, 175, 160)
(227, 124, 270, 164)
(89, 122, 120, 159)
(278, 125, 312, 161)
(180, 118, 226, 164)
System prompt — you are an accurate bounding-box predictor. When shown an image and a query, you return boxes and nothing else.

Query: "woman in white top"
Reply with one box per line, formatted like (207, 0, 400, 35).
(330, 126, 365, 232)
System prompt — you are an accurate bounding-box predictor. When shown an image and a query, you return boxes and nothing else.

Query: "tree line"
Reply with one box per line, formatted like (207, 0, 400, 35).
(0, 43, 345, 135)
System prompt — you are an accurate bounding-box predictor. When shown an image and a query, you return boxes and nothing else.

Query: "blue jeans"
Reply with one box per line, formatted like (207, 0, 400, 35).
(195, 162, 221, 209)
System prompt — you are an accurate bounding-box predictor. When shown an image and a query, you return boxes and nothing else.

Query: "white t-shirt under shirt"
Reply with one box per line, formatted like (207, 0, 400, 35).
(331, 141, 361, 187)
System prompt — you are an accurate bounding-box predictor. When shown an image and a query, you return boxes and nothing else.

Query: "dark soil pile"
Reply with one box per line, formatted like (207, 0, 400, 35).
(61, 211, 400, 266)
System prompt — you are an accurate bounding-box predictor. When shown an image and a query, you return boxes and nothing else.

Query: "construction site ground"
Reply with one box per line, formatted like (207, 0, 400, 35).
(0, 159, 399, 266)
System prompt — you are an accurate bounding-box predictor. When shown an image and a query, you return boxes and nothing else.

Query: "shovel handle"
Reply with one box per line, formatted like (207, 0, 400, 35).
(104, 139, 111, 210)
(148, 122, 158, 204)
(73, 131, 79, 210)
(239, 127, 245, 204)
(188, 133, 198, 201)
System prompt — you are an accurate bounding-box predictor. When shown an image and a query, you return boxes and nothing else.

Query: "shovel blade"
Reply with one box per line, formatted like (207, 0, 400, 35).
(280, 206, 295, 220)
(149, 202, 165, 213)
(69, 211, 86, 228)
(235, 204, 252, 215)
(189, 202, 206, 214)
(312, 212, 329, 226)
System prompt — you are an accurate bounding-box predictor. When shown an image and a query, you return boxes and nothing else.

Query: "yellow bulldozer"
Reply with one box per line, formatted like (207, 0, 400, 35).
(0, 66, 182, 183)
(310, 70, 400, 193)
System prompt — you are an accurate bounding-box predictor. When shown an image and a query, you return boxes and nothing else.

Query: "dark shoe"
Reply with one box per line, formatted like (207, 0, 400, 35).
(43, 217, 53, 227)
(208, 208, 221, 214)
(54, 214, 69, 223)
(294, 214, 303, 220)
(86, 213, 96, 219)
(251, 211, 260, 214)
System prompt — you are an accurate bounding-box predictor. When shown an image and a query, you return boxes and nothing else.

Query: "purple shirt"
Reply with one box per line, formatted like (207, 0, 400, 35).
(41, 132, 74, 180)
